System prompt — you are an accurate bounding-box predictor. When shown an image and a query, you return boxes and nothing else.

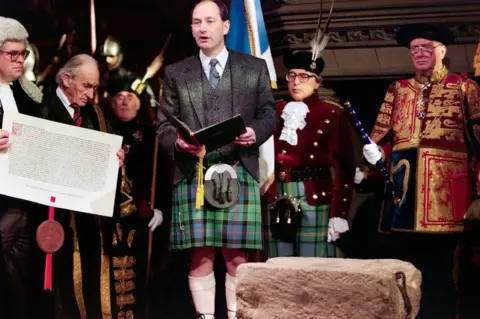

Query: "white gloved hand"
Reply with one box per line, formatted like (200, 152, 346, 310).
(354, 167, 365, 184)
(148, 209, 164, 232)
(363, 143, 382, 165)
(327, 217, 349, 243)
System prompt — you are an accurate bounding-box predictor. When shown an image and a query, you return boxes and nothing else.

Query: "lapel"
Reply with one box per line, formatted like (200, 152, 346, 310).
(184, 56, 206, 127)
(11, 80, 33, 116)
(228, 50, 248, 116)
(48, 93, 75, 126)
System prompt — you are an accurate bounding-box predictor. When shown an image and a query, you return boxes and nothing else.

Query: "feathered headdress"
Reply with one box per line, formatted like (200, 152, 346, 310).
(309, 0, 334, 71)
(283, 0, 334, 75)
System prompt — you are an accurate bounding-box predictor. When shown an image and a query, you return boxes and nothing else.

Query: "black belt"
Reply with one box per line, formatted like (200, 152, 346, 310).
(205, 153, 238, 166)
(290, 167, 331, 181)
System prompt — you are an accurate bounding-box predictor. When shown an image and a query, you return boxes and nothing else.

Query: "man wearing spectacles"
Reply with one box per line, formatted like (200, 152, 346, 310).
(357, 23, 480, 318)
(266, 51, 355, 259)
(0, 16, 44, 319)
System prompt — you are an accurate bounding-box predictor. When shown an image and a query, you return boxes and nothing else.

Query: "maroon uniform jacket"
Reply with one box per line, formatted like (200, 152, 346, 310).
(269, 93, 356, 218)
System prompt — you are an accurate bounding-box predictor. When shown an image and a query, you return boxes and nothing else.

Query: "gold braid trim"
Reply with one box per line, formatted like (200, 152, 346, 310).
(112, 256, 136, 268)
(243, 0, 257, 56)
(115, 280, 136, 294)
(116, 294, 136, 309)
(70, 211, 87, 319)
(100, 225, 112, 319)
(93, 104, 108, 133)
(415, 66, 448, 84)
(127, 230, 136, 248)
(323, 99, 344, 109)
(114, 268, 136, 281)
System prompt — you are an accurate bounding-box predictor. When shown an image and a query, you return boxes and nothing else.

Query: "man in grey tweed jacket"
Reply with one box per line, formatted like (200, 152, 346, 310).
(156, 1, 275, 318)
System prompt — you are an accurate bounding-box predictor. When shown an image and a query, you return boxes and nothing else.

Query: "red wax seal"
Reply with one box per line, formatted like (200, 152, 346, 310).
(36, 220, 65, 253)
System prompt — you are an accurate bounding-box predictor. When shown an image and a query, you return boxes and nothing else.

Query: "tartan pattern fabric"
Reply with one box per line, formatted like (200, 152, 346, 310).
(169, 163, 262, 250)
(266, 181, 337, 258)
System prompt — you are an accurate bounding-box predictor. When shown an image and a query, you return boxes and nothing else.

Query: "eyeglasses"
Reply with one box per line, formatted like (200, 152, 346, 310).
(409, 44, 441, 54)
(286, 72, 317, 83)
(0, 49, 30, 62)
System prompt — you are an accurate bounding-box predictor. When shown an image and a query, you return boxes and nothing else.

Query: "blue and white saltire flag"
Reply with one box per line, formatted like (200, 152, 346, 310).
(226, 0, 277, 194)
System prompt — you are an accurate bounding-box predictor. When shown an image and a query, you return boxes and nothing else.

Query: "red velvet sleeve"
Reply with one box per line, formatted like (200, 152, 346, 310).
(329, 109, 356, 218)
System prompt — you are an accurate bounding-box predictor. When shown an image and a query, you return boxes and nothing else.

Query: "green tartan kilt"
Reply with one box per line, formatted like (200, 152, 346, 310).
(266, 181, 338, 258)
(170, 164, 262, 250)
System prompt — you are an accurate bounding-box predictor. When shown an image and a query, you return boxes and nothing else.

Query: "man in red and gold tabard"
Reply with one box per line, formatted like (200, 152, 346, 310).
(357, 23, 480, 319)
(266, 51, 355, 258)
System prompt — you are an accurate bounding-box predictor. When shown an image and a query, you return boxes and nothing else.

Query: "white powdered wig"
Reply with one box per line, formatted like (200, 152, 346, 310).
(0, 16, 29, 49)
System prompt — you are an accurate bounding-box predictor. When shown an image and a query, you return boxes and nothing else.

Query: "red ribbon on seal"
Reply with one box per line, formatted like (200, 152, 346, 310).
(36, 196, 64, 291)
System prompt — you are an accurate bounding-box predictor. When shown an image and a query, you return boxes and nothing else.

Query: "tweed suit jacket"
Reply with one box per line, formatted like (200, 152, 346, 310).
(157, 49, 276, 185)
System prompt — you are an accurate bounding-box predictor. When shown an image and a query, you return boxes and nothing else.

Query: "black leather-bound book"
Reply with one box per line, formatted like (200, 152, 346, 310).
(159, 104, 246, 152)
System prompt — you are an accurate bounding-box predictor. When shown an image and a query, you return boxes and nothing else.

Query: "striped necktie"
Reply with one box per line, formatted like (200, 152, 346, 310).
(72, 107, 82, 127)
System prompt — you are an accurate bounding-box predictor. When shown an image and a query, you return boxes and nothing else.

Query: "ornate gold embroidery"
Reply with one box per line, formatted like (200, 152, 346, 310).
(115, 280, 136, 294)
(384, 92, 394, 104)
(415, 65, 448, 84)
(100, 225, 112, 319)
(113, 268, 136, 281)
(120, 166, 137, 217)
(119, 144, 137, 217)
(112, 256, 136, 268)
(392, 83, 418, 149)
(462, 79, 480, 119)
(117, 310, 134, 319)
(371, 84, 397, 143)
(377, 114, 391, 125)
(393, 74, 467, 150)
(116, 223, 123, 243)
(70, 212, 87, 319)
(415, 147, 466, 232)
(127, 230, 136, 248)
(120, 165, 137, 217)
(112, 233, 118, 246)
(116, 294, 135, 308)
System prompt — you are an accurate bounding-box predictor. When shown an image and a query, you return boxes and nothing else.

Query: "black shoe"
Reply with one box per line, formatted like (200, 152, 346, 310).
(196, 313, 215, 319)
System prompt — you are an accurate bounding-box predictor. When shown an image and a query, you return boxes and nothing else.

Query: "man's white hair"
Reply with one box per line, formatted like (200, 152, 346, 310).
(0, 16, 28, 49)
(56, 54, 99, 84)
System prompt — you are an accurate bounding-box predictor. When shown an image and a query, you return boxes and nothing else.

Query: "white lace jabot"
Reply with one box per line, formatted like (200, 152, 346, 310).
(279, 101, 309, 146)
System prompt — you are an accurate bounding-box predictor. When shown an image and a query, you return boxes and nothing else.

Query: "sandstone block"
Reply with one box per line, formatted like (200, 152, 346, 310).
(236, 257, 421, 319)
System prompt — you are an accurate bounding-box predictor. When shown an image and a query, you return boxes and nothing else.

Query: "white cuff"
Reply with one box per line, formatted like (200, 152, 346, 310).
(327, 217, 349, 242)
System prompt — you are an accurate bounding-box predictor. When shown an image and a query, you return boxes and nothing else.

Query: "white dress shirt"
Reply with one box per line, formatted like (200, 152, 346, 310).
(199, 47, 229, 79)
(0, 83, 18, 113)
(56, 86, 75, 118)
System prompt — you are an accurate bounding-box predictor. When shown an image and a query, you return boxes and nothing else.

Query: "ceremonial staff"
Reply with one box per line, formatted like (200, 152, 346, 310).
(343, 101, 400, 203)
(474, 38, 480, 77)
(90, 0, 97, 55)
(131, 34, 171, 318)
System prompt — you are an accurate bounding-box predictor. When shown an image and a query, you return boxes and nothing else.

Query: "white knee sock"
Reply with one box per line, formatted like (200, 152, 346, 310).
(189, 272, 216, 319)
(225, 273, 237, 319)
